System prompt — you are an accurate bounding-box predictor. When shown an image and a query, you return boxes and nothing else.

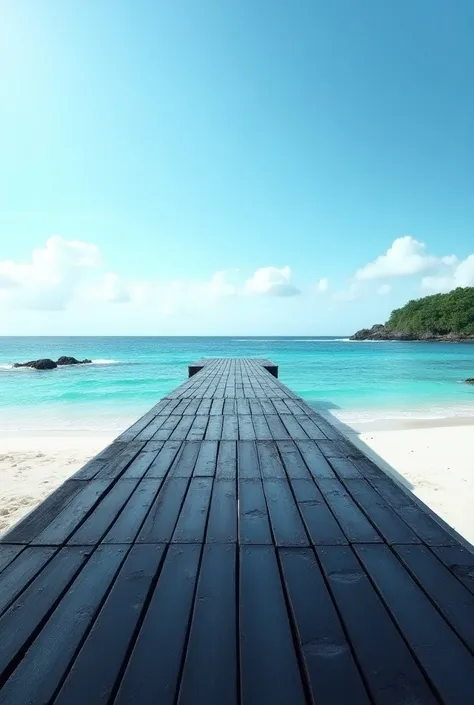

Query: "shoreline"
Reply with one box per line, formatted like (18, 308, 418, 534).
(1, 415, 473, 547)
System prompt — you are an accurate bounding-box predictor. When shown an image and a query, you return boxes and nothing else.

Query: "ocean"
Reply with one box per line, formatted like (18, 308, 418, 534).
(0, 336, 473, 432)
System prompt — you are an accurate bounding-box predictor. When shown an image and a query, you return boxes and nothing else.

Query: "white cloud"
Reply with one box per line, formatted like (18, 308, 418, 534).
(355, 236, 455, 281)
(316, 278, 329, 292)
(0, 238, 303, 314)
(0, 236, 100, 310)
(377, 284, 391, 295)
(421, 254, 474, 293)
(244, 266, 300, 297)
(97, 273, 131, 303)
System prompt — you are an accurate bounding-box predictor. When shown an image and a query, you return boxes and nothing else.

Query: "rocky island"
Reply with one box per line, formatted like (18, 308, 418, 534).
(13, 356, 92, 370)
(351, 287, 474, 342)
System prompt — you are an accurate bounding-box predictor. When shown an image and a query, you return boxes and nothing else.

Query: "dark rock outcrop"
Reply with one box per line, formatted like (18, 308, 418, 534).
(13, 356, 92, 369)
(351, 324, 474, 342)
(13, 358, 57, 370)
(56, 356, 92, 365)
(466, 379, 474, 384)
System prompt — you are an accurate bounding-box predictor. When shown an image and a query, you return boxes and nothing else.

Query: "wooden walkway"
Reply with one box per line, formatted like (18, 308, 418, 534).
(1, 358, 474, 704)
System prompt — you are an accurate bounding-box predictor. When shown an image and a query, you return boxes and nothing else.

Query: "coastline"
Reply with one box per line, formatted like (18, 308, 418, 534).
(1, 413, 473, 546)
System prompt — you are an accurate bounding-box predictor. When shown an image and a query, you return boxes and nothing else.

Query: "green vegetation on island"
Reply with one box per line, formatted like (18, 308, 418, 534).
(351, 287, 474, 340)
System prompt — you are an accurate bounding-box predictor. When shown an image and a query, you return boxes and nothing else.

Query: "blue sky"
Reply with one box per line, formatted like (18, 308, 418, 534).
(1, 0, 473, 335)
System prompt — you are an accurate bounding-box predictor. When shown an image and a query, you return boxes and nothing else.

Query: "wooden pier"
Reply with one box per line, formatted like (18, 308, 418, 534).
(1, 358, 474, 704)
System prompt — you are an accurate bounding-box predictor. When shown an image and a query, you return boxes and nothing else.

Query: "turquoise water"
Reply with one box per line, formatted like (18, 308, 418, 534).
(0, 336, 473, 430)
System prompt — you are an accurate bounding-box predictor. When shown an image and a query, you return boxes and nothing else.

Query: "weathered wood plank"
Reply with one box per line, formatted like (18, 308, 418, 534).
(356, 544, 474, 703)
(33, 481, 112, 546)
(2, 480, 85, 543)
(0, 545, 128, 705)
(178, 545, 237, 704)
(318, 546, 438, 704)
(0, 547, 87, 681)
(137, 477, 190, 543)
(114, 544, 201, 705)
(279, 547, 370, 704)
(172, 478, 213, 543)
(239, 480, 273, 545)
(240, 545, 307, 705)
(54, 545, 166, 705)
(102, 478, 164, 543)
(206, 480, 237, 543)
(68, 480, 139, 545)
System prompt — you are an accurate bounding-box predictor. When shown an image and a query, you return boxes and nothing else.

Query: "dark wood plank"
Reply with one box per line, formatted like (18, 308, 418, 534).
(0, 546, 24, 575)
(277, 440, 312, 480)
(239, 480, 272, 545)
(342, 478, 420, 544)
(135, 416, 167, 441)
(316, 439, 345, 458)
(149, 414, 180, 440)
(186, 414, 209, 440)
(103, 478, 164, 543)
(238, 414, 256, 440)
(279, 414, 309, 440)
(170, 415, 195, 440)
(222, 415, 239, 440)
(206, 480, 237, 543)
(137, 477, 190, 543)
(292, 415, 327, 440)
(0, 546, 56, 617)
(168, 441, 201, 478)
(327, 456, 364, 479)
(240, 545, 307, 705)
(251, 413, 273, 440)
(292, 480, 348, 546)
(196, 398, 212, 414)
(172, 478, 213, 543)
(394, 544, 474, 652)
(260, 399, 277, 414)
(0, 545, 128, 705)
(204, 415, 223, 440)
(238, 441, 261, 480)
(210, 399, 224, 415)
(144, 440, 183, 478)
(432, 545, 474, 596)
(265, 414, 291, 440)
(356, 544, 474, 704)
(362, 474, 458, 546)
(2, 480, 84, 543)
(116, 414, 157, 442)
(54, 545, 166, 705)
(279, 547, 370, 704)
(120, 447, 162, 479)
(262, 479, 309, 546)
(178, 545, 237, 704)
(193, 440, 218, 477)
(68, 480, 139, 545)
(0, 547, 87, 681)
(223, 399, 236, 414)
(32, 480, 112, 546)
(114, 544, 201, 705)
(316, 479, 383, 544)
(257, 440, 286, 480)
(296, 440, 336, 479)
(317, 546, 438, 704)
(237, 398, 251, 415)
(216, 441, 237, 479)
(94, 441, 145, 481)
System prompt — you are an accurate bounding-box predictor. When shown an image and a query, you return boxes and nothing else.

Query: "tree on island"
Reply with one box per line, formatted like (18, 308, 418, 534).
(351, 287, 474, 340)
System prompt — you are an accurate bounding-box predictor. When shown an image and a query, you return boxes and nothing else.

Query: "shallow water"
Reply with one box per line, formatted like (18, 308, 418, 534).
(0, 336, 473, 431)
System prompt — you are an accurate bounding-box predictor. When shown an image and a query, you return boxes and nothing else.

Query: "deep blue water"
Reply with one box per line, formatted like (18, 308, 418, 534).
(0, 336, 473, 430)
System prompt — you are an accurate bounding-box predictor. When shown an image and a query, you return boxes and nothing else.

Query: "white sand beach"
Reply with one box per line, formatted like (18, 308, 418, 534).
(0, 432, 113, 536)
(1, 421, 473, 545)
